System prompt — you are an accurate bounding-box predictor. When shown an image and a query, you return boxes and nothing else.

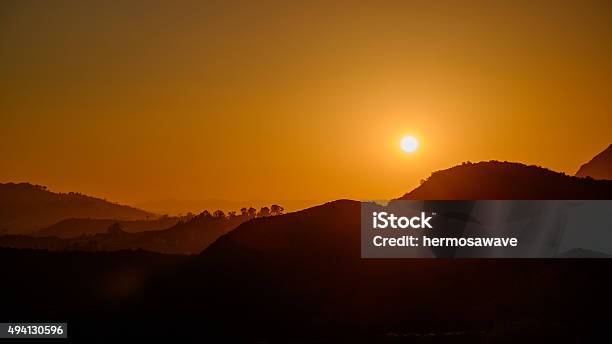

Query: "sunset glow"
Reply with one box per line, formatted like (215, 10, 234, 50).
(1, 1, 610, 209)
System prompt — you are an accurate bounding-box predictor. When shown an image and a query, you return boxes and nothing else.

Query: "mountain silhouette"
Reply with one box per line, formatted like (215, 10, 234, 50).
(2, 162, 612, 341)
(0, 211, 247, 254)
(199, 163, 612, 276)
(401, 161, 612, 199)
(576, 144, 612, 180)
(133, 161, 612, 339)
(0, 183, 154, 234)
(34, 217, 180, 239)
(68, 212, 248, 254)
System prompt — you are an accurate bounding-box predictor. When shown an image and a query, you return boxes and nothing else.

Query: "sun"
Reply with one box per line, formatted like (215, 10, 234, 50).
(400, 135, 418, 153)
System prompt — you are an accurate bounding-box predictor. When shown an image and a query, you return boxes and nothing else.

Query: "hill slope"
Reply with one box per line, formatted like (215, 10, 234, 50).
(0, 212, 248, 254)
(0, 183, 154, 234)
(68, 213, 248, 254)
(576, 144, 612, 180)
(401, 161, 612, 200)
(34, 217, 180, 239)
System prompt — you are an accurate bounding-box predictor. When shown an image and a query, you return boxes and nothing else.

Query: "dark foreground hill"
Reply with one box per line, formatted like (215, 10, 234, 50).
(3, 162, 612, 342)
(576, 144, 612, 180)
(0, 247, 188, 322)
(4, 202, 610, 342)
(0, 183, 154, 234)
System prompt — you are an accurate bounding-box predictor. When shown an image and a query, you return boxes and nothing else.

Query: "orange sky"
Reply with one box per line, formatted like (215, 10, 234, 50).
(1, 0, 611, 209)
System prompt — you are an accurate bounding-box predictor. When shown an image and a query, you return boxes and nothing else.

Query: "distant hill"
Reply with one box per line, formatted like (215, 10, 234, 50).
(34, 217, 180, 239)
(401, 161, 612, 200)
(0, 211, 249, 254)
(0, 183, 154, 234)
(576, 144, 612, 180)
(68, 212, 248, 254)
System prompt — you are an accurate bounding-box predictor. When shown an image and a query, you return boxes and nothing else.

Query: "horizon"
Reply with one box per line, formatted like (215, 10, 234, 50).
(2, 152, 608, 215)
(2, 0, 611, 208)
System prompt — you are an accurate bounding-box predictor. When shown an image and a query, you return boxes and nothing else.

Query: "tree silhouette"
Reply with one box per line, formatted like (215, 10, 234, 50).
(257, 207, 270, 217)
(213, 210, 226, 218)
(247, 207, 257, 218)
(270, 204, 284, 216)
(185, 212, 195, 221)
(240, 207, 247, 216)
